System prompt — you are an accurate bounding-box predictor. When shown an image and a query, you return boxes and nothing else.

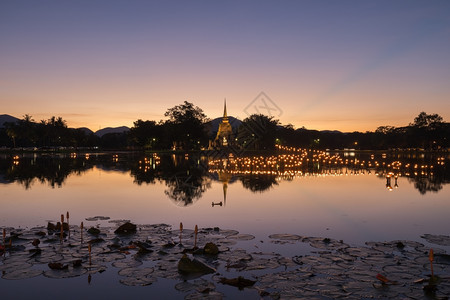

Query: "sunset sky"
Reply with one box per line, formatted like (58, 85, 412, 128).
(1, 1, 449, 132)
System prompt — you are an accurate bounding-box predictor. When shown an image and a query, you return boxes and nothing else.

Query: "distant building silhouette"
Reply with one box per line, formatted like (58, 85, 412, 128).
(209, 100, 235, 149)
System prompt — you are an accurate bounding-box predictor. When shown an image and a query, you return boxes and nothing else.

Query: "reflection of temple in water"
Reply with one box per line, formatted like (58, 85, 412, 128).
(212, 171, 232, 207)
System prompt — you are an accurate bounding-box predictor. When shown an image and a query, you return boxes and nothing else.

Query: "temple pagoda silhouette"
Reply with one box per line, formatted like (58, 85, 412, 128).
(209, 100, 236, 149)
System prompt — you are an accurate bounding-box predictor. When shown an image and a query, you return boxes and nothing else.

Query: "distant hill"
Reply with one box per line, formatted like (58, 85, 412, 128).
(0, 115, 129, 137)
(320, 130, 344, 134)
(0, 114, 19, 127)
(94, 126, 130, 137)
(206, 116, 242, 136)
(76, 127, 94, 135)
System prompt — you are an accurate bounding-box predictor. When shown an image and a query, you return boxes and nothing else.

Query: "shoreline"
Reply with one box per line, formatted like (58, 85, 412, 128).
(1, 147, 448, 155)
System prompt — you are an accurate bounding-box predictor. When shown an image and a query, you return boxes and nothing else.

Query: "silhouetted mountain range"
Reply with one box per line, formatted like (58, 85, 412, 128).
(0, 114, 129, 136)
(320, 130, 344, 134)
(0, 114, 19, 127)
(76, 127, 94, 135)
(95, 126, 130, 137)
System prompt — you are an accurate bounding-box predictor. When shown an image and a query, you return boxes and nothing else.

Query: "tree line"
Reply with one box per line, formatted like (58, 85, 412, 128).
(278, 112, 448, 151)
(0, 115, 98, 149)
(0, 102, 448, 151)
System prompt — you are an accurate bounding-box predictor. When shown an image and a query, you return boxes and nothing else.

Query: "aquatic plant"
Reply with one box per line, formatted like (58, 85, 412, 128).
(179, 222, 183, 245)
(194, 225, 198, 249)
(429, 248, 434, 277)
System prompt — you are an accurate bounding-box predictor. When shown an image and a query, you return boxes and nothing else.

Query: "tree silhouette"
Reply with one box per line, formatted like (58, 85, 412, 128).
(240, 174, 278, 192)
(5, 124, 17, 148)
(237, 114, 280, 150)
(410, 112, 443, 129)
(164, 101, 209, 150)
(129, 119, 163, 149)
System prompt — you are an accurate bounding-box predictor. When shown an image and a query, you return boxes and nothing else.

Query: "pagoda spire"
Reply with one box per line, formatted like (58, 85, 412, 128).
(213, 98, 233, 148)
(223, 99, 229, 122)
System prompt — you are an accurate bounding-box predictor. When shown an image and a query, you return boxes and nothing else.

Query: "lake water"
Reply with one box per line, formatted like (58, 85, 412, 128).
(1, 150, 449, 245)
(0, 150, 449, 298)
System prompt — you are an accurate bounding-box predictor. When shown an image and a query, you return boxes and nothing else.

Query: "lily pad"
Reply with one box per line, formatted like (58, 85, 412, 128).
(172, 229, 195, 236)
(227, 234, 255, 241)
(421, 234, 450, 246)
(202, 228, 239, 236)
(119, 276, 157, 286)
(87, 227, 101, 235)
(43, 267, 87, 279)
(118, 267, 154, 277)
(0, 261, 33, 272)
(1, 268, 43, 280)
(175, 281, 196, 292)
(220, 249, 253, 264)
(219, 276, 256, 289)
(84, 263, 107, 274)
(245, 257, 280, 270)
(269, 233, 302, 241)
(96, 251, 126, 263)
(85, 216, 111, 221)
(153, 262, 180, 280)
(306, 237, 348, 250)
(435, 253, 450, 265)
(184, 291, 223, 300)
(108, 219, 131, 224)
(112, 259, 143, 269)
(311, 263, 346, 276)
(344, 246, 378, 258)
(215, 238, 237, 247)
(382, 264, 422, 276)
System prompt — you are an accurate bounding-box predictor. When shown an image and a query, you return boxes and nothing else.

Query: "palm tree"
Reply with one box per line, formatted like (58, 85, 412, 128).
(5, 126, 17, 148)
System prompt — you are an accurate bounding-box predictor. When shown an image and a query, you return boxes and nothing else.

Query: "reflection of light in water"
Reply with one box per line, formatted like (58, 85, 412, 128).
(208, 146, 440, 191)
(138, 154, 161, 172)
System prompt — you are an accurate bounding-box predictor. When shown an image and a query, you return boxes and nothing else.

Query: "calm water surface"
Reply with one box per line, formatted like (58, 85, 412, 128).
(1, 151, 448, 245)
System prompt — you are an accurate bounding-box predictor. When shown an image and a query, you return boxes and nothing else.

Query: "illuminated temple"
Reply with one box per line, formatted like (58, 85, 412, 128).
(210, 100, 235, 149)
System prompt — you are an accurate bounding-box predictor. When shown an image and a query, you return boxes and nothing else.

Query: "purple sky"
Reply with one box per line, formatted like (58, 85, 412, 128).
(1, 1, 449, 131)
